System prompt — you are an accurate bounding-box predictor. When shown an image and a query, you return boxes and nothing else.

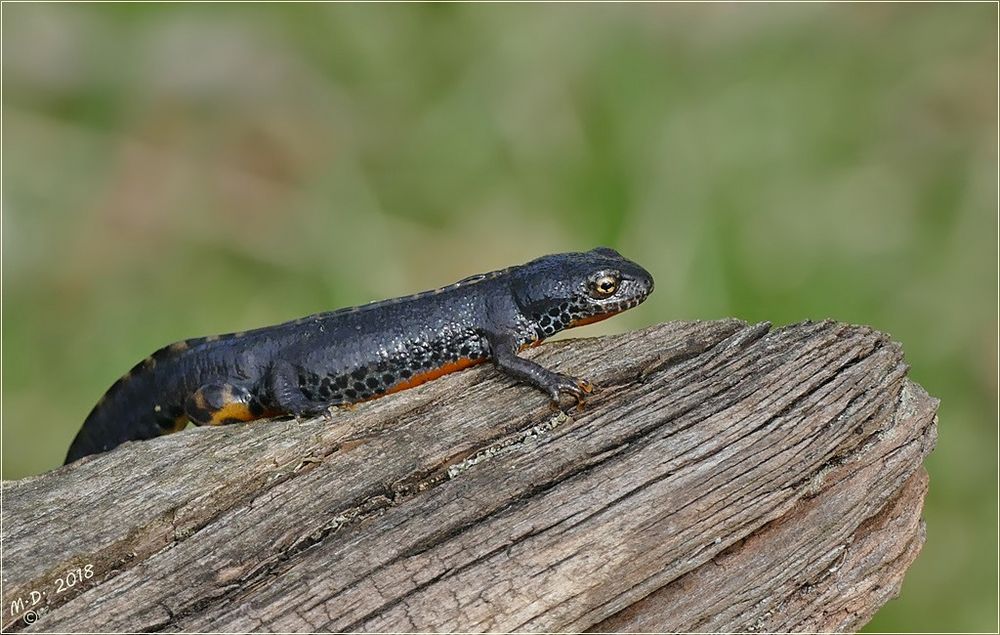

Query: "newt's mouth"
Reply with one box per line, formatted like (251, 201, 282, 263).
(569, 312, 616, 329)
(570, 288, 651, 329)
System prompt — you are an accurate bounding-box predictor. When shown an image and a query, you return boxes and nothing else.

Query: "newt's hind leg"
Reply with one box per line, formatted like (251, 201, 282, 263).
(266, 360, 331, 418)
(185, 383, 265, 426)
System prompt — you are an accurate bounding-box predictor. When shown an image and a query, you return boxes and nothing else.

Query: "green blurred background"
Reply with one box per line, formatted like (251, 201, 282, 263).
(2, 3, 995, 631)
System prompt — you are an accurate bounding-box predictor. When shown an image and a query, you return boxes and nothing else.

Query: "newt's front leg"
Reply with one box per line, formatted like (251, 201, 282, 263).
(484, 331, 593, 406)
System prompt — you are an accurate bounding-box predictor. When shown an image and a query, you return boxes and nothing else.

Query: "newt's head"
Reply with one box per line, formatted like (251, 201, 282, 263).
(512, 247, 655, 338)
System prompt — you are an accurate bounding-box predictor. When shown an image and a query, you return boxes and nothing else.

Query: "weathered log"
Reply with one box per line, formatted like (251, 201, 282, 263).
(1, 320, 937, 633)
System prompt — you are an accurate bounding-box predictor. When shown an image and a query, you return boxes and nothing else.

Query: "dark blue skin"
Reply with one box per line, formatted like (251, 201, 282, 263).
(64, 247, 654, 464)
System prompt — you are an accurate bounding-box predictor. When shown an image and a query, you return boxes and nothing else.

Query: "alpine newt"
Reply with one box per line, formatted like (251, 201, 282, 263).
(64, 247, 654, 463)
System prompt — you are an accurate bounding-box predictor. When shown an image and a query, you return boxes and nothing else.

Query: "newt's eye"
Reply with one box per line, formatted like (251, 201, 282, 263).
(589, 273, 619, 298)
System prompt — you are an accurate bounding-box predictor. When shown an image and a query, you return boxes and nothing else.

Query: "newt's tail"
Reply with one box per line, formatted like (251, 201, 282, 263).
(64, 361, 183, 464)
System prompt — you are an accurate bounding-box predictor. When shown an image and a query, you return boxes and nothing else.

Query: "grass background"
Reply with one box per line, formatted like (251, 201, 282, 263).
(2, 3, 996, 631)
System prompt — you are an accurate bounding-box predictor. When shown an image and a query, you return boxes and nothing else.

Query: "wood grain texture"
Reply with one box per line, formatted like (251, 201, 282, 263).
(1, 320, 938, 633)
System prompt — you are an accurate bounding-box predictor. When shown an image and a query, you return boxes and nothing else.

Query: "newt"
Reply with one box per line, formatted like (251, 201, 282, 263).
(64, 247, 654, 464)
